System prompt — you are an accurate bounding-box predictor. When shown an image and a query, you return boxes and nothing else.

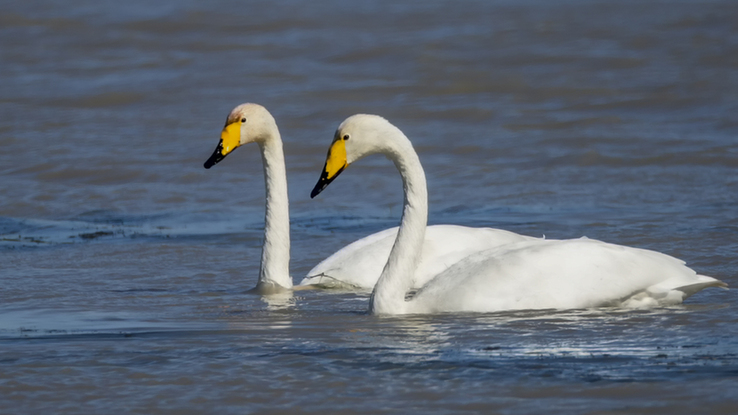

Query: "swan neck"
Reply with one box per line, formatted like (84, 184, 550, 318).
(257, 135, 292, 289)
(370, 136, 427, 315)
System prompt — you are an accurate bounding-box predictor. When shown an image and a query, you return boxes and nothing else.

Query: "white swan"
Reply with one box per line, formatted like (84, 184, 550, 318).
(204, 103, 526, 293)
(204, 104, 292, 293)
(301, 224, 532, 290)
(309, 114, 728, 315)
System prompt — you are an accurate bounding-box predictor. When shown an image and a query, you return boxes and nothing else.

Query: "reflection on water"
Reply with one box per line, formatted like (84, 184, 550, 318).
(259, 291, 297, 312)
(1, 0, 738, 413)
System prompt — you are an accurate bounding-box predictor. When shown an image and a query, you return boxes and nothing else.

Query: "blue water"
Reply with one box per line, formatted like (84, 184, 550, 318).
(1, 0, 737, 413)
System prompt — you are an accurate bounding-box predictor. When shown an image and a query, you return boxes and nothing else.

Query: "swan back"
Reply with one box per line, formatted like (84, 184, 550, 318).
(302, 225, 537, 290)
(409, 237, 726, 313)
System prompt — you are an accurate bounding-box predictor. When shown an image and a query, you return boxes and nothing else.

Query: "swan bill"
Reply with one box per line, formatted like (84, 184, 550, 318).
(311, 161, 345, 198)
(310, 139, 348, 198)
(204, 139, 226, 168)
(203, 121, 242, 169)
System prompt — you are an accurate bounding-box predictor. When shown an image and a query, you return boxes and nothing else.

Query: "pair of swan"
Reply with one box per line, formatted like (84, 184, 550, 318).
(204, 103, 726, 314)
(204, 104, 517, 294)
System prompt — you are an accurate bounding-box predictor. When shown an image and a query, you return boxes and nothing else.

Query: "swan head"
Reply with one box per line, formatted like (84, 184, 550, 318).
(204, 103, 278, 169)
(310, 114, 398, 198)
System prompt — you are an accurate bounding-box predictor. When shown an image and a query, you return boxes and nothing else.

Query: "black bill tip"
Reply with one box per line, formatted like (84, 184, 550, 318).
(203, 141, 226, 169)
(310, 164, 344, 198)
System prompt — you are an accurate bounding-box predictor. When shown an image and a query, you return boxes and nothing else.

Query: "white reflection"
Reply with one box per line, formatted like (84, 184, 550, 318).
(342, 315, 454, 361)
(260, 290, 296, 311)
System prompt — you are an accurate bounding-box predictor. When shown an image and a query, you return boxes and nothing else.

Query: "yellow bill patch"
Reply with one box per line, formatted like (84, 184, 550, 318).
(220, 121, 242, 156)
(324, 138, 347, 180)
(310, 136, 350, 198)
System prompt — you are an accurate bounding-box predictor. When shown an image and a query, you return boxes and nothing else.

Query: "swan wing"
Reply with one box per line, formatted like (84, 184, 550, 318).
(413, 225, 537, 288)
(410, 237, 727, 314)
(300, 227, 398, 290)
(300, 225, 535, 290)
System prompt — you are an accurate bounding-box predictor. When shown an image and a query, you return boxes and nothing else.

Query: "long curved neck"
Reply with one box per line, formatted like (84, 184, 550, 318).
(256, 135, 292, 290)
(370, 135, 428, 315)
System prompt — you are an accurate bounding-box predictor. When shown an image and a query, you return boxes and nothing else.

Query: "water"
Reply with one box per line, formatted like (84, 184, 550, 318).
(1, 0, 737, 413)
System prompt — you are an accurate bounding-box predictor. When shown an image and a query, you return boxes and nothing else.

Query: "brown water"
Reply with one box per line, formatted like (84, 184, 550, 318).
(1, 0, 737, 413)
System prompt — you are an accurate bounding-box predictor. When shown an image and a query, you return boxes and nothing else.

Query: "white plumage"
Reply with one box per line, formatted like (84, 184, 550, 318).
(302, 225, 534, 290)
(310, 114, 727, 315)
(205, 103, 529, 292)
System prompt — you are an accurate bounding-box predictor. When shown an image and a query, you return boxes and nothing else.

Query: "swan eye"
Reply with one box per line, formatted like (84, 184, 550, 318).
(343, 134, 350, 141)
(241, 117, 247, 123)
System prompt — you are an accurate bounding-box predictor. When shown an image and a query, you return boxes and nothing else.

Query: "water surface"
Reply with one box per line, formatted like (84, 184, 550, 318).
(1, 1, 737, 413)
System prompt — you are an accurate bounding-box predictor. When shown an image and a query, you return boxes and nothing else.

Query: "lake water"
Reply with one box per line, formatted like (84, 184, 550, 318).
(1, 0, 737, 413)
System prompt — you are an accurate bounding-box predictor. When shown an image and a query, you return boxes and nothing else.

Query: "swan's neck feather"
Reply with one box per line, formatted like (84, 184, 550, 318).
(370, 132, 427, 315)
(257, 136, 292, 289)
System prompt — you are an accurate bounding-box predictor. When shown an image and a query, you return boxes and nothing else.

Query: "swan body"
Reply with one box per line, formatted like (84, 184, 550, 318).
(302, 225, 534, 290)
(204, 103, 528, 292)
(406, 237, 723, 314)
(310, 114, 727, 315)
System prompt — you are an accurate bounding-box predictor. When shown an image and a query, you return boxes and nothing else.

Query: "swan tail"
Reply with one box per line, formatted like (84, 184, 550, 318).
(675, 275, 728, 298)
(615, 275, 727, 308)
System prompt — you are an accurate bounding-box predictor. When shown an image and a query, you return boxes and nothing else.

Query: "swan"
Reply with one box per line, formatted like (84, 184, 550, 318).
(309, 114, 728, 314)
(301, 224, 533, 290)
(204, 103, 528, 293)
(204, 103, 292, 293)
